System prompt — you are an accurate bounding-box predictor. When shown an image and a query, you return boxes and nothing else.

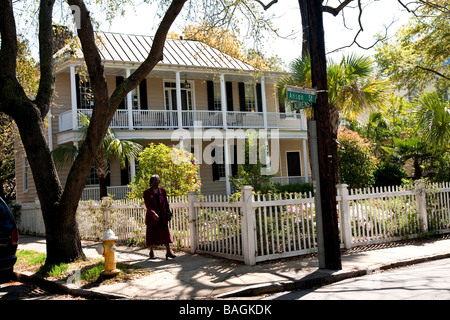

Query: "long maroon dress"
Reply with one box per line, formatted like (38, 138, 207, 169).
(143, 187, 173, 246)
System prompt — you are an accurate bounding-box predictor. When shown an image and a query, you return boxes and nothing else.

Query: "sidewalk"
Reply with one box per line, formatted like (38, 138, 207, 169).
(16, 234, 450, 300)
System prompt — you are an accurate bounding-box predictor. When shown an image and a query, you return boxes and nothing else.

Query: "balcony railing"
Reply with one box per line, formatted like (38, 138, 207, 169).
(58, 109, 305, 132)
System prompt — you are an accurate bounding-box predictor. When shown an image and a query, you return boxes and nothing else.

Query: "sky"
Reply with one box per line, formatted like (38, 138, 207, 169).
(99, 0, 413, 66)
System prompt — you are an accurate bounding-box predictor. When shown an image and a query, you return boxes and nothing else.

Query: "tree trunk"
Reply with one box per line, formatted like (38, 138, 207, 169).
(306, 0, 342, 270)
(13, 102, 85, 263)
(298, 0, 310, 57)
(413, 158, 422, 179)
(98, 173, 109, 200)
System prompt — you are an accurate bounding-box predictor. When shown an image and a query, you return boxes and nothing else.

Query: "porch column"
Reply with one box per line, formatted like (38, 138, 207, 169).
(224, 138, 232, 195)
(261, 77, 268, 130)
(70, 65, 77, 130)
(302, 138, 309, 183)
(301, 110, 307, 130)
(220, 74, 228, 129)
(175, 71, 184, 149)
(126, 69, 133, 130)
(220, 74, 232, 195)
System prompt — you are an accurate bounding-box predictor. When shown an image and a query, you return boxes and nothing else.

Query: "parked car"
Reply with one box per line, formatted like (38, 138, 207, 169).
(0, 197, 18, 279)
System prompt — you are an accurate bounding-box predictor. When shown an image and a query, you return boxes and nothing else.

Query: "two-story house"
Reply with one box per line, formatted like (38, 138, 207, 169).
(15, 31, 311, 205)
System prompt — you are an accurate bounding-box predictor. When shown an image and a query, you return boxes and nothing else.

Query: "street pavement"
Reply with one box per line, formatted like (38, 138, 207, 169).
(264, 257, 450, 300)
(15, 234, 450, 300)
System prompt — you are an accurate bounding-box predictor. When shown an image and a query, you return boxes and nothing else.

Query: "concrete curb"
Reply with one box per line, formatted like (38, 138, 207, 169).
(14, 271, 128, 300)
(215, 253, 450, 298)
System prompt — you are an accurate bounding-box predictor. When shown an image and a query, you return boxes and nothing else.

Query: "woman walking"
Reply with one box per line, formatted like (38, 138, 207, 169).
(143, 174, 176, 260)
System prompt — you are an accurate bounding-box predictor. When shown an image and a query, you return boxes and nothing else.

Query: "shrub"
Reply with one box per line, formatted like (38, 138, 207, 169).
(128, 143, 201, 198)
(374, 161, 407, 187)
(337, 127, 378, 189)
(273, 183, 313, 194)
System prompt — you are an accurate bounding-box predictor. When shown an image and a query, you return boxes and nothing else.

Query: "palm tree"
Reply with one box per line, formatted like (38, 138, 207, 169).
(278, 54, 388, 138)
(415, 91, 450, 151)
(360, 111, 390, 157)
(52, 113, 143, 199)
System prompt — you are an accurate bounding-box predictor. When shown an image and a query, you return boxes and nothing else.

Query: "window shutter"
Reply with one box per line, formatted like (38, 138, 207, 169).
(231, 145, 238, 176)
(139, 79, 148, 110)
(207, 81, 215, 110)
(211, 147, 220, 181)
(121, 162, 130, 185)
(75, 74, 81, 109)
(256, 83, 263, 112)
(226, 82, 233, 111)
(238, 82, 246, 111)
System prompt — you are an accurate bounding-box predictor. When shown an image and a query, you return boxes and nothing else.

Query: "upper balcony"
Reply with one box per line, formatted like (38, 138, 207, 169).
(58, 109, 307, 132)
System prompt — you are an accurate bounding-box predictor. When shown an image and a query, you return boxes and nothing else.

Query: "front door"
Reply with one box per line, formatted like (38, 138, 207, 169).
(164, 81, 193, 127)
(286, 151, 301, 184)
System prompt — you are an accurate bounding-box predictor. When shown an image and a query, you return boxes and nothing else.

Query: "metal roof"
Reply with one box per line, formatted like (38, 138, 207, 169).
(95, 32, 257, 71)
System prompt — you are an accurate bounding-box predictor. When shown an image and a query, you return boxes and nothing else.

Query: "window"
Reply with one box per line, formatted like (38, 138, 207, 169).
(213, 82, 222, 111)
(78, 77, 94, 109)
(217, 146, 226, 180)
(164, 81, 193, 111)
(244, 83, 257, 112)
(22, 157, 29, 192)
(287, 151, 301, 176)
(86, 166, 99, 186)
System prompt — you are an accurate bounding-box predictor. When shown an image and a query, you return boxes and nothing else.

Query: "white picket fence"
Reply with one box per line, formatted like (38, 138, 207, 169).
(76, 181, 450, 265)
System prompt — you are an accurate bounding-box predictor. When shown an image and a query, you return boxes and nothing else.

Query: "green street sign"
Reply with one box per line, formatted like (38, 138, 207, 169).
(291, 101, 313, 110)
(286, 85, 317, 104)
(287, 91, 316, 103)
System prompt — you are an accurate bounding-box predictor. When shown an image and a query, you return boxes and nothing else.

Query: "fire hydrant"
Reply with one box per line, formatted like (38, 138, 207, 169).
(96, 229, 120, 276)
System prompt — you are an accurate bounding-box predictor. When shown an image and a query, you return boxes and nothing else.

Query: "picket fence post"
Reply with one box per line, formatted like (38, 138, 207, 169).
(415, 180, 428, 232)
(101, 196, 113, 230)
(241, 186, 257, 266)
(187, 192, 198, 254)
(337, 184, 353, 249)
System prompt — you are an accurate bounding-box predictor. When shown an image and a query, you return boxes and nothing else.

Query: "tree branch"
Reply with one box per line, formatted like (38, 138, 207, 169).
(254, 0, 278, 11)
(0, 0, 34, 120)
(327, 21, 393, 55)
(0, 0, 18, 78)
(110, 0, 188, 109)
(323, 0, 354, 16)
(415, 65, 450, 81)
(35, 0, 56, 119)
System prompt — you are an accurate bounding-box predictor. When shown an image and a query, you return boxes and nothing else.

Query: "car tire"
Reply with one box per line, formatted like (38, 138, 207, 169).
(0, 268, 15, 283)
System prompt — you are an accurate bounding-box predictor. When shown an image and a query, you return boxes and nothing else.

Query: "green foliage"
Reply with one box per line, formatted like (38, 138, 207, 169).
(415, 91, 450, 151)
(39, 262, 69, 278)
(357, 91, 449, 181)
(16, 250, 47, 266)
(273, 183, 313, 194)
(429, 153, 450, 183)
(229, 131, 274, 194)
(374, 161, 408, 187)
(337, 127, 378, 189)
(375, 1, 450, 93)
(279, 53, 388, 119)
(128, 143, 201, 198)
